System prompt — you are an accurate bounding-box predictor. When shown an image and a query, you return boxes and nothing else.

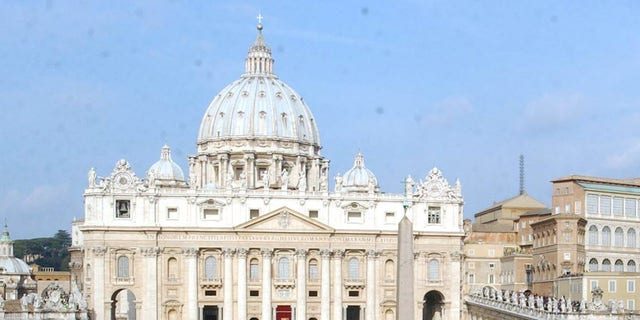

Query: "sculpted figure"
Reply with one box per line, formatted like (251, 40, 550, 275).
(88, 167, 97, 187)
(281, 169, 289, 190)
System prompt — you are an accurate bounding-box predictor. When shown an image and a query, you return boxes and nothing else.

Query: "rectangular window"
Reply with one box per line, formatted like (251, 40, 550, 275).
(468, 262, 475, 269)
(308, 290, 318, 297)
(488, 274, 495, 284)
(489, 263, 495, 270)
(427, 207, 441, 224)
(347, 211, 363, 223)
(625, 198, 637, 217)
(250, 209, 260, 219)
(385, 212, 395, 223)
(204, 290, 216, 296)
(203, 208, 219, 220)
(249, 290, 259, 297)
(167, 208, 178, 220)
(574, 201, 581, 214)
(628, 280, 636, 293)
(600, 195, 611, 215)
(468, 249, 475, 256)
(564, 252, 571, 261)
(308, 210, 318, 219)
(609, 280, 616, 293)
(115, 200, 131, 218)
(488, 249, 495, 257)
(468, 274, 475, 283)
(613, 197, 623, 216)
(348, 290, 359, 297)
(591, 280, 598, 290)
(565, 204, 571, 213)
(586, 194, 598, 215)
(628, 300, 635, 311)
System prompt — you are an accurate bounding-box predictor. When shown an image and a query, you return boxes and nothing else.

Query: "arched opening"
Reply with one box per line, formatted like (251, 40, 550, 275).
(110, 289, 136, 320)
(423, 290, 444, 320)
(168, 309, 178, 320)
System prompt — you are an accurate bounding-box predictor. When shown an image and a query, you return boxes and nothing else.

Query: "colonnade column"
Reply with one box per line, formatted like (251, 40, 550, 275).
(142, 247, 160, 319)
(183, 248, 199, 320)
(237, 248, 248, 320)
(261, 248, 273, 320)
(366, 250, 378, 320)
(332, 250, 344, 320)
(91, 246, 107, 320)
(296, 249, 307, 320)
(320, 249, 331, 320)
(223, 248, 234, 320)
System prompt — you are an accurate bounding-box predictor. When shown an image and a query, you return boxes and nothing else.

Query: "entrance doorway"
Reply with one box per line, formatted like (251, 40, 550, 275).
(110, 289, 136, 320)
(346, 305, 361, 320)
(422, 290, 444, 320)
(276, 305, 292, 320)
(202, 306, 219, 320)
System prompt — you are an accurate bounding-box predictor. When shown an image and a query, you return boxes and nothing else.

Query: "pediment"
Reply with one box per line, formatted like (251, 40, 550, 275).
(341, 201, 368, 210)
(235, 207, 334, 232)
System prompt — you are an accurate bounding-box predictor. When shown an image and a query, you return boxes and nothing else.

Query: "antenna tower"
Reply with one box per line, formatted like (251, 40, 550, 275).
(519, 154, 525, 195)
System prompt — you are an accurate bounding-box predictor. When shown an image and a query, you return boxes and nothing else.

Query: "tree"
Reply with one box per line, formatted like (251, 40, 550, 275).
(13, 230, 72, 271)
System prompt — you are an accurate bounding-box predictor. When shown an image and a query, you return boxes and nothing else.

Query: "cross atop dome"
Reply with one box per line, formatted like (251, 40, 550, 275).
(246, 15, 274, 75)
(257, 13, 264, 29)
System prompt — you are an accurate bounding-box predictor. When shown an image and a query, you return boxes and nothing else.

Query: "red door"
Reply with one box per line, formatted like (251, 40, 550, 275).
(276, 305, 292, 320)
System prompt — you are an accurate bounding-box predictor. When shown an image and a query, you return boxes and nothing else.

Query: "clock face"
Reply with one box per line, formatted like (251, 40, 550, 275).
(114, 173, 132, 188)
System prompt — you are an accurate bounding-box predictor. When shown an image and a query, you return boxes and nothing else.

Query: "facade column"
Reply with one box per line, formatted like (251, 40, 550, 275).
(91, 246, 107, 320)
(142, 247, 160, 319)
(223, 248, 235, 320)
(366, 250, 378, 320)
(262, 248, 273, 320)
(237, 248, 248, 320)
(183, 248, 199, 320)
(320, 249, 331, 320)
(296, 249, 307, 320)
(245, 154, 255, 189)
(333, 250, 344, 320)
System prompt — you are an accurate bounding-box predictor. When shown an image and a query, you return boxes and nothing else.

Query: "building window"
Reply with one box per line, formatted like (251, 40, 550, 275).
(628, 280, 636, 293)
(488, 263, 495, 270)
(308, 259, 319, 280)
(628, 300, 635, 311)
(278, 257, 290, 279)
(602, 227, 611, 246)
(385, 212, 395, 223)
(168, 257, 178, 281)
(609, 280, 616, 293)
(203, 208, 219, 220)
(627, 260, 637, 272)
(627, 229, 637, 248)
(385, 260, 395, 279)
(613, 197, 624, 216)
(347, 211, 363, 223)
(586, 194, 598, 215)
(590, 280, 598, 290)
(249, 259, 259, 281)
(625, 198, 637, 217)
(600, 196, 611, 215)
(488, 274, 495, 284)
(308, 290, 318, 297)
(250, 209, 259, 219)
(308, 210, 318, 219)
(468, 262, 475, 269)
(167, 208, 178, 220)
(615, 227, 624, 247)
(348, 257, 359, 279)
(117, 256, 129, 278)
(428, 259, 440, 281)
(115, 200, 131, 218)
(588, 258, 598, 272)
(468, 274, 475, 283)
(602, 259, 612, 272)
(204, 290, 216, 296)
(249, 290, 259, 297)
(204, 256, 218, 280)
(348, 290, 359, 297)
(427, 207, 441, 224)
(589, 225, 598, 245)
(615, 259, 624, 272)
(488, 249, 495, 257)
(468, 249, 475, 255)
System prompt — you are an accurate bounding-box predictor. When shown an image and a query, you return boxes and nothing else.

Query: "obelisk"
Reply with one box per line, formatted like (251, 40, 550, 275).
(397, 199, 414, 319)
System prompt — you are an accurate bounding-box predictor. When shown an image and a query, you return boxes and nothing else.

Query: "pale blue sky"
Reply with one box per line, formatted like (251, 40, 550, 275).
(2, 1, 640, 239)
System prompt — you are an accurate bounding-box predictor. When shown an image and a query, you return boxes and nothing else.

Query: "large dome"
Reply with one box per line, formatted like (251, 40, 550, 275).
(197, 23, 321, 149)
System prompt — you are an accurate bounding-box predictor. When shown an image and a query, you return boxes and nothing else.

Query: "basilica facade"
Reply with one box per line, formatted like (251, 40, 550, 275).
(70, 21, 465, 320)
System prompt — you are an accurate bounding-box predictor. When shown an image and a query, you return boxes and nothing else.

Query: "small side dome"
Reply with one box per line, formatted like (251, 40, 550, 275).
(148, 145, 186, 187)
(0, 224, 31, 275)
(341, 151, 379, 193)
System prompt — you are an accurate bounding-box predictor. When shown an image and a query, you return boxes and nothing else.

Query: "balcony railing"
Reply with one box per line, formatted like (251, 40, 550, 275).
(273, 277, 295, 289)
(343, 278, 365, 289)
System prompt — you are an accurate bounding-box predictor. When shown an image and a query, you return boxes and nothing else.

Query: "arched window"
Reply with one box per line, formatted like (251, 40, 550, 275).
(602, 227, 611, 246)
(627, 260, 637, 272)
(384, 259, 395, 279)
(168, 257, 178, 280)
(615, 227, 624, 247)
(308, 259, 319, 280)
(428, 259, 440, 281)
(385, 309, 394, 320)
(348, 257, 359, 279)
(588, 225, 598, 245)
(602, 259, 611, 272)
(204, 256, 217, 280)
(278, 257, 290, 279)
(588, 258, 598, 272)
(117, 256, 129, 278)
(614, 259, 624, 272)
(249, 258, 259, 281)
(628, 229, 637, 248)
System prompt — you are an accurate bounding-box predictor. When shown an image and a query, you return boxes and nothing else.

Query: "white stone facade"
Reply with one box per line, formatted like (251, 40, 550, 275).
(71, 21, 465, 320)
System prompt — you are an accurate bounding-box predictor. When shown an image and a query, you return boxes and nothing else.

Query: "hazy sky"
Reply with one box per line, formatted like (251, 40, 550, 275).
(2, 1, 640, 239)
